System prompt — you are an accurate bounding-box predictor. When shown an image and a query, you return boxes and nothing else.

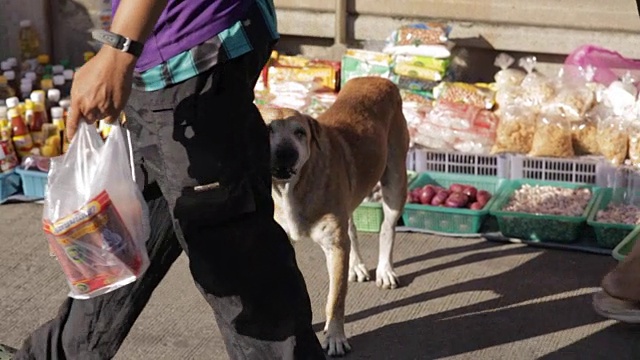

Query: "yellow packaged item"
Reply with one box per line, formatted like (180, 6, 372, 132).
(393, 55, 450, 73)
(268, 66, 337, 92)
(393, 63, 444, 82)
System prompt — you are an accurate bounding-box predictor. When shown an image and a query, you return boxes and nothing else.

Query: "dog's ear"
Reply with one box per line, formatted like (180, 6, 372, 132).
(257, 104, 278, 125)
(304, 115, 322, 153)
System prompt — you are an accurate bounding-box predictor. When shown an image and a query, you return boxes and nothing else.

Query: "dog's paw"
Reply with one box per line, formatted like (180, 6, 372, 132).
(322, 331, 352, 357)
(376, 264, 399, 289)
(348, 263, 370, 282)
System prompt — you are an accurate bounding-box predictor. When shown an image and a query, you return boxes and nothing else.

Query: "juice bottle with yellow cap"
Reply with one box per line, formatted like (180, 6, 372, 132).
(35, 54, 50, 83)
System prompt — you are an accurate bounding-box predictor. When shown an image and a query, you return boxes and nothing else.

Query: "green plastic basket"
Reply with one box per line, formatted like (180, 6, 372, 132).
(353, 202, 384, 232)
(489, 179, 598, 243)
(402, 172, 506, 234)
(352, 171, 418, 233)
(613, 226, 640, 261)
(587, 188, 637, 249)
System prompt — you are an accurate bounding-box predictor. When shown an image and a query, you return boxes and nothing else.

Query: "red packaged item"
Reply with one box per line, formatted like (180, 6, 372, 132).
(43, 121, 150, 299)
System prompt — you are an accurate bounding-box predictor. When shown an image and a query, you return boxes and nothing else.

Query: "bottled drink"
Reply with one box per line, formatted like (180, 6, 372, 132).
(19, 20, 41, 63)
(5, 96, 34, 157)
(0, 106, 8, 128)
(62, 70, 74, 98)
(0, 76, 15, 100)
(20, 83, 32, 101)
(29, 91, 48, 148)
(3, 71, 19, 97)
(52, 65, 64, 75)
(50, 106, 65, 156)
(47, 88, 61, 115)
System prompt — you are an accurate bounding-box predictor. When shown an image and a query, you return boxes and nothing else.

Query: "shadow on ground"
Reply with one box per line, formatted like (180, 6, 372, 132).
(314, 239, 639, 359)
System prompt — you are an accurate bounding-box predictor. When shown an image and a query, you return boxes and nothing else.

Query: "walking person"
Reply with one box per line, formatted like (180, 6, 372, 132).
(1, 0, 325, 358)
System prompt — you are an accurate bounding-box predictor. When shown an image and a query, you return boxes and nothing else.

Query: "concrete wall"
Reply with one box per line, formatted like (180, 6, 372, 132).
(273, 0, 640, 81)
(0, 0, 51, 61)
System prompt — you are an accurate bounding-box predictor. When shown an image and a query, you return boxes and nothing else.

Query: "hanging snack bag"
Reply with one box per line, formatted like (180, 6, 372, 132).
(529, 104, 575, 158)
(493, 53, 526, 88)
(518, 56, 556, 110)
(491, 105, 537, 154)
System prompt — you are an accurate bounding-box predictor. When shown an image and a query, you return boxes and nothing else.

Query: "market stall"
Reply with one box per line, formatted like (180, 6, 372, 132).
(2, 13, 640, 261)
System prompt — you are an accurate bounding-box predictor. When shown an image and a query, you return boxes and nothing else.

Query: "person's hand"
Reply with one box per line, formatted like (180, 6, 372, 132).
(66, 46, 137, 140)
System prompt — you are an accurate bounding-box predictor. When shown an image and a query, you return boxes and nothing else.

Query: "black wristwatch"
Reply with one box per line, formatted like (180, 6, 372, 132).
(91, 29, 144, 57)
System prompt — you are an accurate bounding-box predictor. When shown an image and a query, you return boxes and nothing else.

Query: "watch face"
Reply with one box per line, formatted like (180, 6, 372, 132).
(95, 30, 120, 47)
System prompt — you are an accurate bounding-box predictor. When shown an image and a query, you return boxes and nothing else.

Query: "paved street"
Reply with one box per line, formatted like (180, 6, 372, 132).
(0, 202, 638, 359)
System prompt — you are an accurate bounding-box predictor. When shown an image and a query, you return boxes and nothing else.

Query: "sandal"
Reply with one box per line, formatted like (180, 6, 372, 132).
(0, 344, 16, 360)
(593, 289, 640, 323)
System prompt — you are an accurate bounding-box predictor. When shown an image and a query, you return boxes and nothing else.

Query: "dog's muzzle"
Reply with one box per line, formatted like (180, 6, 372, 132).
(271, 144, 299, 180)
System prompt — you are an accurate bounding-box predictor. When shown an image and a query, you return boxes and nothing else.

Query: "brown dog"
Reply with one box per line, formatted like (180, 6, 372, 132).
(259, 77, 410, 356)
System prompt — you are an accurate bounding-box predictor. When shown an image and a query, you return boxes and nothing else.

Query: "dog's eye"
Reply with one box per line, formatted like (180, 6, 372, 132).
(294, 129, 306, 138)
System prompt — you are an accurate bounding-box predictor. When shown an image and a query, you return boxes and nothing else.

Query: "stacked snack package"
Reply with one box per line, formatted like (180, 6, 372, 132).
(255, 51, 340, 117)
(386, 23, 454, 106)
(341, 49, 393, 88)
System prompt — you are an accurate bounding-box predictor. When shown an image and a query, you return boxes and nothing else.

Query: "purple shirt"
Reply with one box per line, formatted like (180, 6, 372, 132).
(112, 0, 252, 72)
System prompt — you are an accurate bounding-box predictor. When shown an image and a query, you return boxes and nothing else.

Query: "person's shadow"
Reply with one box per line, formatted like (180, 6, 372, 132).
(318, 241, 638, 359)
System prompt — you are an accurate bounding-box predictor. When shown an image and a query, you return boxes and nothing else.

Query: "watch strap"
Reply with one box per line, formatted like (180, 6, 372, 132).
(91, 30, 144, 57)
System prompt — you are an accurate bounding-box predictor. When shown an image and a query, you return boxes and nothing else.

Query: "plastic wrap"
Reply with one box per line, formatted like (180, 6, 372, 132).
(597, 114, 628, 166)
(433, 82, 495, 109)
(341, 49, 393, 88)
(493, 53, 526, 88)
(529, 105, 575, 158)
(412, 100, 497, 154)
(491, 105, 537, 154)
(518, 56, 556, 110)
(391, 23, 450, 46)
(43, 121, 150, 299)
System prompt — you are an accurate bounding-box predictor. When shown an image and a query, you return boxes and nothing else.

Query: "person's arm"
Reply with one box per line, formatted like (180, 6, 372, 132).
(66, 0, 168, 140)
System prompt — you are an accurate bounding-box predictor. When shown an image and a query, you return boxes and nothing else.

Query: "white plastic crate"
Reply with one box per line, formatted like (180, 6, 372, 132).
(408, 148, 510, 178)
(509, 155, 608, 184)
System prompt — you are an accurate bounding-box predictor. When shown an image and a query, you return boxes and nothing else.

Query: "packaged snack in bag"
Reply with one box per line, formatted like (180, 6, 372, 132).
(597, 113, 628, 166)
(627, 101, 640, 167)
(491, 105, 537, 154)
(433, 82, 495, 109)
(43, 121, 150, 299)
(518, 56, 556, 109)
(529, 104, 575, 158)
(392, 23, 450, 46)
(493, 53, 525, 88)
(571, 112, 600, 155)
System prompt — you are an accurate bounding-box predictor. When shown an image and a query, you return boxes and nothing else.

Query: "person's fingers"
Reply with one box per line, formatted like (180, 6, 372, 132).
(66, 104, 80, 142)
(102, 114, 117, 125)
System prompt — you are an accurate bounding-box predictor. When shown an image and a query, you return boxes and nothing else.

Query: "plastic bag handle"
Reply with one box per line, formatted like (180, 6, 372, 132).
(126, 128, 136, 183)
(104, 115, 136, 183)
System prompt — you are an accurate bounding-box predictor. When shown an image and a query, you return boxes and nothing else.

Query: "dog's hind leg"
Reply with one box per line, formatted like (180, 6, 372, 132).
(376, 113, 409, 290)
(348, 217, 370, 282)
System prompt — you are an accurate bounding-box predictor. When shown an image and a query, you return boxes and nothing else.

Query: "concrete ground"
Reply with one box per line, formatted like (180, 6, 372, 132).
(1, 202, 638, 360)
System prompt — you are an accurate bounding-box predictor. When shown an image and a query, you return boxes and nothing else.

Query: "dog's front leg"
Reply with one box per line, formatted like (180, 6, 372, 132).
(319, 229, 351, 357)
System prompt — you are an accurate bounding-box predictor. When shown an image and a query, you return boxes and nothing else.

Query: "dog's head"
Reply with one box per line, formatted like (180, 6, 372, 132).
(258, 106, 319, 182)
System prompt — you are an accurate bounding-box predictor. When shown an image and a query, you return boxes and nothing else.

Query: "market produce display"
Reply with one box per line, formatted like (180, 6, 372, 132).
(501, 184, 592, 216)
(407, 183, 492, 210)
(596, 203, 640, 225)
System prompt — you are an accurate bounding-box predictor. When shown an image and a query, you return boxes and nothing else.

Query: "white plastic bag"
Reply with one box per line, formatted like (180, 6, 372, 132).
(43, 120, 150, 299)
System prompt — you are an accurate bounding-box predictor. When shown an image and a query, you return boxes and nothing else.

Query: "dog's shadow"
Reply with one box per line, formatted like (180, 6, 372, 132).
(308, 235, 634, 359)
